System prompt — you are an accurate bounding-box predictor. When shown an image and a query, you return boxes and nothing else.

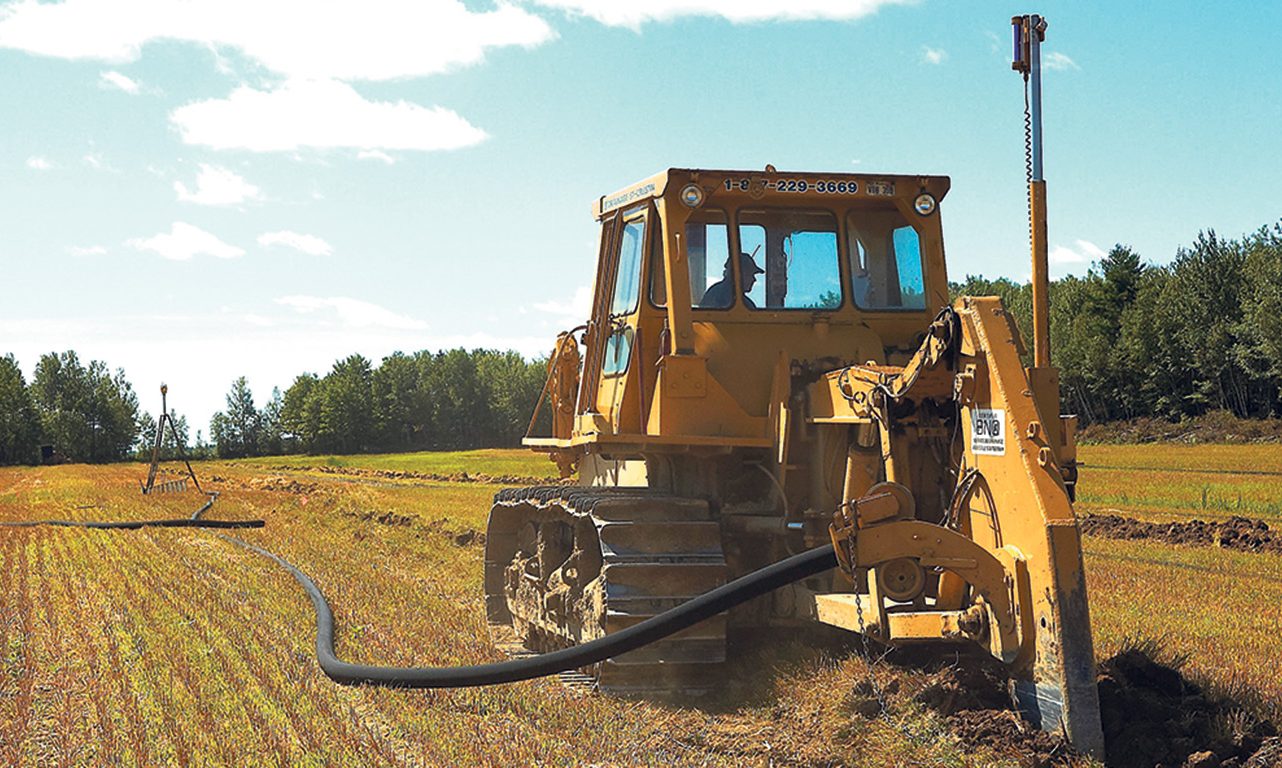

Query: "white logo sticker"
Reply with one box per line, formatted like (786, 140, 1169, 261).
(971, 408, 1006, 455)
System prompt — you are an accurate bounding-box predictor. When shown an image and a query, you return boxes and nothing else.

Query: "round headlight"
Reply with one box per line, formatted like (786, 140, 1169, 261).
(680, 184, 705, 208)
(913, 193, 937, 216)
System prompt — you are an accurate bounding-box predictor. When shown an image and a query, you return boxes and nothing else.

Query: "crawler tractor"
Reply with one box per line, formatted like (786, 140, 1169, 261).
(485, 16, 1103, 757)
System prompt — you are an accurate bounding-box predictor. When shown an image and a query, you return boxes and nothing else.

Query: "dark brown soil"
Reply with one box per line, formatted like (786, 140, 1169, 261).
(1077, 411, 1282, 445)
(272, 464, 560, 486)
(1096, 649, 1278, 768)
(1081, 514, 1282, 555)
(900, 647, 1280, 768)
(342, 508, 486, 546)
(949, 709, 1074, 767)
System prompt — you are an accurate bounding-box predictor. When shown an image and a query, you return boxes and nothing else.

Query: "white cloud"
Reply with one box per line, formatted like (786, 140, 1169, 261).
(1050, 239, 1105, 265)
(528, 0, 909, 26)
(275, 295, 426, 330)
(174, 163, 262, 205)
(127, 222, 244, 261)
(98, 69, 139, 93)
(25, 155, 51, 170)
(357, 149, 396, 165)
(1043, 51, 1079, 71)
(170, 78, 487, 153)
(0, 0, 554, 81)
(921, 46, 946, 65)
(532, 284, 593, 321)
(67, 244, 108, 256)
(257, 230, 332, 256)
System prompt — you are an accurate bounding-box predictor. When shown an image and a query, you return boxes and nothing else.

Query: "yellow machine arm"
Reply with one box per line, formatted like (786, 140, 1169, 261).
(815, 296, 1105, 757)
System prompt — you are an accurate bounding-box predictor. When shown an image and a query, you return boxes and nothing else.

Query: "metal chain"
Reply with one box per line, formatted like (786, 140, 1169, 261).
(845, 514, 890, 720)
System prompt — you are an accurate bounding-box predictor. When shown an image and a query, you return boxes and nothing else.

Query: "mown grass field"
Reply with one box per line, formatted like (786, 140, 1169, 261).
(1075, 444, 1282, 723)
(0, 445, 1278, 766)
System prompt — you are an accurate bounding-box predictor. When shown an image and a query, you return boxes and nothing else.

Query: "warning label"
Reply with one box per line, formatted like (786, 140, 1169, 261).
(970, 408, 1006, 455)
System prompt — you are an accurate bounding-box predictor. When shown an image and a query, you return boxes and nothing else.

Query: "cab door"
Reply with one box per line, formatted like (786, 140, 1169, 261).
(591, 207, 649, 432)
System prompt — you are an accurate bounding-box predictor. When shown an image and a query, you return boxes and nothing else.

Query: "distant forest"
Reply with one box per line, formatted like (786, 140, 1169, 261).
(1, 221, 1279, 466)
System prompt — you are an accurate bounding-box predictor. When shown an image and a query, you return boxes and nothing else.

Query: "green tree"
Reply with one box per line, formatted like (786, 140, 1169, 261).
(373, 352, 424, 449)
(423, 349, 486, 449)
(30, 352, 139, 462)
(260, 387, 285, 455)
(476, 350, 547, 446)
(1169, 232, 1251, 416)
(1235, 222, 1282, 413)
(317, 355, 375, 454)
(0, 354, 41, 465)
(210, 377, 261, 458)
(280, 373, 320, 451)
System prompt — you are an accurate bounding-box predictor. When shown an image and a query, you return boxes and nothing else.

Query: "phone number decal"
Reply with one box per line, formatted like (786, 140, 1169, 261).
(722, 177, 860, 195)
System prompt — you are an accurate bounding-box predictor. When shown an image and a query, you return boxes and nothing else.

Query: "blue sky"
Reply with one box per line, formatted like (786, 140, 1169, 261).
(2, 0, 1279, 435)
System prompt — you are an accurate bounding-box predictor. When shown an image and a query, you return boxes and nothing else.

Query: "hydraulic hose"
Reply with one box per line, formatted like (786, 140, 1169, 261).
(221, 533, 838, 689)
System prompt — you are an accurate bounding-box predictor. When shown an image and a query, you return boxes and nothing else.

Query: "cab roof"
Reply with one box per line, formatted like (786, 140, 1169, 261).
(594, 167, 952, 219)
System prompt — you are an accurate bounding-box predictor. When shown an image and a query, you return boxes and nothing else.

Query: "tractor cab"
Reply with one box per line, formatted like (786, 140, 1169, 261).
(528, 167, 953, 463)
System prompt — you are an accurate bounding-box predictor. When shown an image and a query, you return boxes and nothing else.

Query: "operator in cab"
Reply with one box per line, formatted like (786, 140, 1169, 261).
(701, 252, 764, 309)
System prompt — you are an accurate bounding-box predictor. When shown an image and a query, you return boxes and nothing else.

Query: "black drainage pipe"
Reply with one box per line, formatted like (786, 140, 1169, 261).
(220, 533, 837, 689)
(0, 494, 261, 530)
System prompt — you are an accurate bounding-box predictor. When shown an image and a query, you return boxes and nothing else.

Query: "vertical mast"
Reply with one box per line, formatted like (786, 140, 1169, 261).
(1013, 14, 1051, 368)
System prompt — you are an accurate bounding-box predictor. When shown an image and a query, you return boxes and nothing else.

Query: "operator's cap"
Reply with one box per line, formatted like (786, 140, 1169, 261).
(739, 252, 765, 275)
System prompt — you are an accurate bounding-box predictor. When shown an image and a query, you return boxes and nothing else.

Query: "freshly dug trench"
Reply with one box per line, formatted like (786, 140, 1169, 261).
(901, 647, 1279, 767)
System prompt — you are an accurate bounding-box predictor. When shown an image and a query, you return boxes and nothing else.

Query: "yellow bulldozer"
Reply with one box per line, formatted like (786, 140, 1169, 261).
(485, 165, 1103, 755)
(483, 13, 1104, 758)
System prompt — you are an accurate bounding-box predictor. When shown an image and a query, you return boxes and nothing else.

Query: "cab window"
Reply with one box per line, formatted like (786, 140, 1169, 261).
(738, 210, 842, 310)
(650, 210, 731, 309)
(847, 208, 926, 310)
(611, 218, 646, 316)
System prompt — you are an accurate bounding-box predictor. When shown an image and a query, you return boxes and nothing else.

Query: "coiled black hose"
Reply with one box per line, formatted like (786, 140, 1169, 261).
(221, 533, 838, 688)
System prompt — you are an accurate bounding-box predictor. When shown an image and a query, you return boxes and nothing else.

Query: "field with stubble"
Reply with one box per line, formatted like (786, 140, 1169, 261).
(0, 445, 1280, 767)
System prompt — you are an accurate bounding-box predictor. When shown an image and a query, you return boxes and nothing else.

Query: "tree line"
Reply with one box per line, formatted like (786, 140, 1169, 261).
(2, 220, 1279, 465)
(952, 221, 1282, 423)
(208, 349, 548, 458)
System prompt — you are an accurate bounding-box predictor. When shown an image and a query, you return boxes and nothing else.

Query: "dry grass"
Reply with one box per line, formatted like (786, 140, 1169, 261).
(0, 454, 1023, 767)
(3, 444, 1277, 766)
(1077, 443, 1282, 722)
(1076, 444, 1282, 522)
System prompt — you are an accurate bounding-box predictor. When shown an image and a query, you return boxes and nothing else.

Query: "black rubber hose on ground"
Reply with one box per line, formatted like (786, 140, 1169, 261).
(3, 490, 835, 689)
(0, 518, 264, 530)
(218, 533, 838, 689)
(0, 493, 262, 530)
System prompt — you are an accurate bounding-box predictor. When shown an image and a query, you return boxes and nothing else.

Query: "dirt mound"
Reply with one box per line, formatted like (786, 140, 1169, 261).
(1077, 411, 1282, 445)
(247, 475, 319, 494)
(896, 647, 1280, 768)
(1082, 514, 1282, 555)
(949, 709, 1074, 767)
(342, 508, 486, 546)
(274, 464, 560, 486)
(1097, 649, 1278, 768)
(906, 651, 1013, 715)
(897, 652, 1075, 766)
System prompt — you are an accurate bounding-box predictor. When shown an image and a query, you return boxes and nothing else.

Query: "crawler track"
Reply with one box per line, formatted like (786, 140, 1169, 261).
(485, 486, 728, 694)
